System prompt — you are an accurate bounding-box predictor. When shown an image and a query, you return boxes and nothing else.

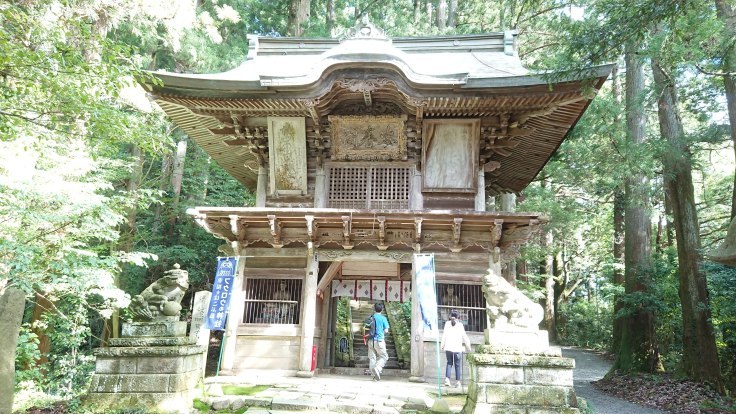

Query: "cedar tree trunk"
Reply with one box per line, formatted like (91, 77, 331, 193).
(652, 60, 724, 393)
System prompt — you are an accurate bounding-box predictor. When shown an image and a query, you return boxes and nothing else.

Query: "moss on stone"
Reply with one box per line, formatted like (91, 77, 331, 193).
(221, 384, 269, 396)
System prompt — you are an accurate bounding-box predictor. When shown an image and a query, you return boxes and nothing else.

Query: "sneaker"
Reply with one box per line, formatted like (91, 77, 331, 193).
(454, 381, 461, 388)
(374, 368, 381, 381)
(444, 377, 451, 387)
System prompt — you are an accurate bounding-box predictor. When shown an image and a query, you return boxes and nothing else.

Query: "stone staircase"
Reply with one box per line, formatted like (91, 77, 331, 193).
(350, 301, 401, 370)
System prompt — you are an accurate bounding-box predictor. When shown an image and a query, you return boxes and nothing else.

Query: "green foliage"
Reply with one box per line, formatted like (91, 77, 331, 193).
(221, 384, 269, 396)
(705, 262, 736, 392)
(558, 298, 614, 350)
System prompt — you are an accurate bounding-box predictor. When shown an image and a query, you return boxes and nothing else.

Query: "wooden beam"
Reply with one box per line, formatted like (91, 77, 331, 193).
(316, 261, 343, 298)
(243, 247, 308, 257)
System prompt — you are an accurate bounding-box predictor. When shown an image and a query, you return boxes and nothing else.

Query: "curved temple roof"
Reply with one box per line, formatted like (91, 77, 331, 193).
(142, 25, 613, 194)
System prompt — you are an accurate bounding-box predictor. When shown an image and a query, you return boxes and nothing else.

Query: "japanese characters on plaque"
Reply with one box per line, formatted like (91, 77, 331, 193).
(205, 257, 239, 331)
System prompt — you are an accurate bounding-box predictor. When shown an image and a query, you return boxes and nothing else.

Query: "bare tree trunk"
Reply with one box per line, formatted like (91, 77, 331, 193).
(541, 231, 556, 342)
(652, 60, 724, 393)
(288, 0, 311, 36)
(610, 63, 626, 351)
(414, 0, 421, 25)
(613, 40, 661, 374)
(437, 0, 447, 30)
(714, 0, 736, 220)
(167, 139, 188, 239)
(326, 0, 336, 36)
(612, 187, 625, 352)
(153, 151, 173, 234)
(448, 0, 457, 28)
(31, 293, 53, 369)
(426, 2, 433, 30)
(121, 146, 144, 252)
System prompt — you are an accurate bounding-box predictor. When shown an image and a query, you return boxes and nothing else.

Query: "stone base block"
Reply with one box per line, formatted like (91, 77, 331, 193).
(122, 321, 187, 337)
(85, 389, 198, 413)
(463, 399, 580, 414)
(94, 352, 203, 375)
(485, 329, 550, 351)
(89, 370, 201, 393)
(87, 335, 205, 413)
(109, 336, 195, 347)
(93, 344, 205, 358)
(463, 345, 579, 414)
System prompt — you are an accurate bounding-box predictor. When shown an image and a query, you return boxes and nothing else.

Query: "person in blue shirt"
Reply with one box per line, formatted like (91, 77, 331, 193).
(368, 302, 390, 381)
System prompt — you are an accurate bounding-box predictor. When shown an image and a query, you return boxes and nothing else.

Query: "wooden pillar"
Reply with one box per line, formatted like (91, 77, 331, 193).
(411, 165, 423, 210)
(314, 166, 326, 208)
(297, 252, 318, 377)
(486, 196, 496, 212)
(317, 293, 331, 368)
(409, 260, 425, 382)
(256, 165, 267, 207)
(475, 168, 485, 211)
(220, 250, 246, 373)
(500, 193, 516, 212)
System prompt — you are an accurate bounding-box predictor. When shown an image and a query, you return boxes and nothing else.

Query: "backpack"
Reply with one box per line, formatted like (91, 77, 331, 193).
(365, 315, 377, 339)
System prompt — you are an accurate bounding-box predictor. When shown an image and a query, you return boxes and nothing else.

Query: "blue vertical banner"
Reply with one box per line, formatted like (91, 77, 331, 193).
(205, 257, 239, 331)
(413, 253, 438, 337)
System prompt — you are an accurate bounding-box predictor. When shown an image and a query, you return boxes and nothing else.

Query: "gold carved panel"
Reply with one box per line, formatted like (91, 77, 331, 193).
(267, 117, 308, 196)
(329, 115, 407, 161)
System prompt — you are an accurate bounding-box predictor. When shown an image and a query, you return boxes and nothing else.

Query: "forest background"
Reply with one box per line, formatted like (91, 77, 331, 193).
(1, 0, 736, 411)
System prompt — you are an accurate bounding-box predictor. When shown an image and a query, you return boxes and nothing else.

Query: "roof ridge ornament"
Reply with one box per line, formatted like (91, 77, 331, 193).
(339, 17, 389, 41)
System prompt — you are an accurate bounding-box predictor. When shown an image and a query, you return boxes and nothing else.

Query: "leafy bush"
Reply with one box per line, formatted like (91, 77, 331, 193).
(558, 298, 613, 350)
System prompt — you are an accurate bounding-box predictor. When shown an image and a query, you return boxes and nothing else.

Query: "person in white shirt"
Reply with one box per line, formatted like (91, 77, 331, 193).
(440, 309, 471, 387)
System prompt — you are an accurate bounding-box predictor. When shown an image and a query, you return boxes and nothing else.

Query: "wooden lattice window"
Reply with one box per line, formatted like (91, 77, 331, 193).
(436, 283, 486, 333)
(243, 278, 302, 325)
(328, 165, 410, 209)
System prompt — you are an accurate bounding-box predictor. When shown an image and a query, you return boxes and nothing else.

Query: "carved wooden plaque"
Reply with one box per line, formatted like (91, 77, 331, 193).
(267, 117, 307, 196)
(329, 115, 407, 161)
(422, 119, 480, 193)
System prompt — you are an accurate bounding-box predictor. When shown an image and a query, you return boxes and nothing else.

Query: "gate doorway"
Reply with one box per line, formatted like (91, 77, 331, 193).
(322, 262, 412, 376)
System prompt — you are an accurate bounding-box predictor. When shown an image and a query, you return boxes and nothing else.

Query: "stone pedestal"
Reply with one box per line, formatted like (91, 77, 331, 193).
(463, 331, 579, 414)
(87, 321, 205, 413)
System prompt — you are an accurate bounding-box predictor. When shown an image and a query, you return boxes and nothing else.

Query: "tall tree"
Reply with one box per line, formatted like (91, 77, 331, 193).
(614, 39, 662, 373)
(288, 0, 311, 36)
(713, 0, 736, 220)
(652, 57, 724, 392)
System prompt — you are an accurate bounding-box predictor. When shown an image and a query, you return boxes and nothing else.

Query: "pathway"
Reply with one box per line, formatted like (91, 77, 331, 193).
(562, 347, 669, 414)
(199, 348, 669, 413)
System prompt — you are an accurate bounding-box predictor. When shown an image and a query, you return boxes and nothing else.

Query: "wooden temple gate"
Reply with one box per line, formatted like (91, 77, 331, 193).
(143, 23, 612, 379)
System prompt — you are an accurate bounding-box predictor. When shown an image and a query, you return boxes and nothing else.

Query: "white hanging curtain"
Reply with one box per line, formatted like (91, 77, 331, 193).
(331, 280, 411, 303)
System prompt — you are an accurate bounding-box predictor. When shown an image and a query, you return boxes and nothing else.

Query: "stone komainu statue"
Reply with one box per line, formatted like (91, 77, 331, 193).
(482, 270, 543, 330)
(129, 263, 190, 321)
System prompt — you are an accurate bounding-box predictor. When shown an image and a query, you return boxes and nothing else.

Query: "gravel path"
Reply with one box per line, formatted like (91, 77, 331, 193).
(563, 347, 669, 414)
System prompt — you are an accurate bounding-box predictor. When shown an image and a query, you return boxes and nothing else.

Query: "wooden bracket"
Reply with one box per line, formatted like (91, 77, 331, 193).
(341, 215, 353, 249)
(229, 115, 269, 167)
(229, 215, 239, 237)
(305, 215, 316, 245)
(451, 218, 463, 253)
(267, 214, 283, 248)
(490, 219, 504, 248)
(377, 216, 387, 250)
(414, 218, 423, 246)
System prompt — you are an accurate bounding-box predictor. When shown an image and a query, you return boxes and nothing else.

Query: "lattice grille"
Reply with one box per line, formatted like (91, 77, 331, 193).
(328, 166, 410, 209)
(370, 167, 410, 209)
(243, 278, 302, 325)
(436, 283, 486, 333)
